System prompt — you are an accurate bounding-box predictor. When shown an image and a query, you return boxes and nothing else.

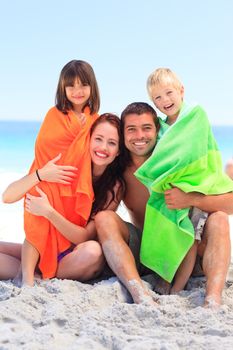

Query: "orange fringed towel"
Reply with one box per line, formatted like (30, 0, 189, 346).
(24, 106, 98, 278)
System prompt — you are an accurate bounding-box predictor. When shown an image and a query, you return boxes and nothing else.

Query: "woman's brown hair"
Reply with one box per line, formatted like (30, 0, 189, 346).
(55, 60, 100, 115)
(90, 113, 126, 215)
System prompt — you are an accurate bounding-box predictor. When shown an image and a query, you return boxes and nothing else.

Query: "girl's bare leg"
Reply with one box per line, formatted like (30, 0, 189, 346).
(21, 239, 39, 286)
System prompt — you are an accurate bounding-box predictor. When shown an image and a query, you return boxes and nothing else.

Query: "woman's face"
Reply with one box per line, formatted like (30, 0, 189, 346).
(90, 122, 120, 171)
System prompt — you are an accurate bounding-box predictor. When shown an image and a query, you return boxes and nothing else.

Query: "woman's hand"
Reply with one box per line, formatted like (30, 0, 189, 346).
(38, 153, 78, 185)
(25, 186, 53, 218)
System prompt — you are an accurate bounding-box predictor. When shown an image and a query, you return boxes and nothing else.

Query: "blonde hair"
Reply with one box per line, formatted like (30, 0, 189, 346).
(147, 68, 183, 99)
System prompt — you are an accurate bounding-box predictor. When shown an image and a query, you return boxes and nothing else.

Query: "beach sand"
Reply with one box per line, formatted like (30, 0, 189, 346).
(1, 183, 233, 349)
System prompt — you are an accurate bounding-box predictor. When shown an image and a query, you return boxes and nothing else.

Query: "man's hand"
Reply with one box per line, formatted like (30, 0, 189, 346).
(164, 187, 192, 209)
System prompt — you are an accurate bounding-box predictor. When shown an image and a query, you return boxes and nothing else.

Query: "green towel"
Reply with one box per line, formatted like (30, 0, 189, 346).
(135, 103, 233, 282)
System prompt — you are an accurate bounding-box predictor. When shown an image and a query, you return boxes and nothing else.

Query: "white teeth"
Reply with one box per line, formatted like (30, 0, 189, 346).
(95, 152, 107, 158)
(134, 142, 146, 146)
(165, 104, 173, 109)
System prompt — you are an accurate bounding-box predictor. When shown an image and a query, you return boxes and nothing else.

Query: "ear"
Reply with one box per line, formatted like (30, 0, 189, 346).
(180, 85, 185, 98)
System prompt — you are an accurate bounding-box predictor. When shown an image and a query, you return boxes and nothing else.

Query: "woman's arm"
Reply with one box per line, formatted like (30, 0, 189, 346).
(2, 154, 77, 203)
(165, 187, 233, 214)
(24, 182, 124, 245)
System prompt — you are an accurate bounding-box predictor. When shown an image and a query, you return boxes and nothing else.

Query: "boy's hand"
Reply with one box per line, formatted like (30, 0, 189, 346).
(38, 153, 78, 185)
(165, 187, 191, 209)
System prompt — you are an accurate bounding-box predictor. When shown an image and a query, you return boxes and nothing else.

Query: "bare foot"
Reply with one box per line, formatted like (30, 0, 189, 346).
(22, 272, 34, 287)
(13, 270, 23, 288)
(154, 277, 171, 295)
(204, 295, 221, 309)
(127, 279, 158, 305)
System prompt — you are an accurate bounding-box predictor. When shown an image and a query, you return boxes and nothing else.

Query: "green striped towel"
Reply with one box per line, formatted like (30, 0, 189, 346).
(135, 103, 233, 282)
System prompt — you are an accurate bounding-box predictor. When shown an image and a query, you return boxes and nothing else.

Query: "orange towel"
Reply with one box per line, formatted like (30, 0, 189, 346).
(24, 106, 98, 278)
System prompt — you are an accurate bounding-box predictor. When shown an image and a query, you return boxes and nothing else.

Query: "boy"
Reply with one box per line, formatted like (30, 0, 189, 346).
(135, 68, 233, 296)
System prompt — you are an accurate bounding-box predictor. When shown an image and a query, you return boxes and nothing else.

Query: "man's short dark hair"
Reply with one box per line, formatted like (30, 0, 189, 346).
(121, 102, 159, 128)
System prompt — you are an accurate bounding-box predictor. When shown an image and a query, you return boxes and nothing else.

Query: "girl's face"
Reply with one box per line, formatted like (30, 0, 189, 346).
(65, 78, 91, 112)
(90, 122, 120, 173)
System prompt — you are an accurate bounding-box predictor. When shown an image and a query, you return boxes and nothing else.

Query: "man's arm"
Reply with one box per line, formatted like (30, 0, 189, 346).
(165, 187, 233, 214)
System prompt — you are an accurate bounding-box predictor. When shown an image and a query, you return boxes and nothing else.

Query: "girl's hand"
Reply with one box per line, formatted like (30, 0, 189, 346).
(25, 187, 53, 218)
(38, 153, 78, 185)
(79, 113, 86, 126)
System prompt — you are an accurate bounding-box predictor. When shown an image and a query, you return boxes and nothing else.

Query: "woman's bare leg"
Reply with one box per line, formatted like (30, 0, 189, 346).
(0, 241, 22, 279)
(56, 240, 105, 281)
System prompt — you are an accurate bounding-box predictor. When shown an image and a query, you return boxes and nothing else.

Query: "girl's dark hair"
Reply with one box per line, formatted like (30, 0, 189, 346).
(90, 113, 126, 215)
(55, 60, 100, 114)
(120, 102, 159, 165)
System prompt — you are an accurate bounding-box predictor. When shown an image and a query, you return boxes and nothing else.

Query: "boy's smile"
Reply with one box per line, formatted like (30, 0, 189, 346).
(152, 84, 184, 124)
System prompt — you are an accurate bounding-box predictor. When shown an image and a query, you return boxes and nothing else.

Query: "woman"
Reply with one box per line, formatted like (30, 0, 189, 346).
(1, 114, 125, 285)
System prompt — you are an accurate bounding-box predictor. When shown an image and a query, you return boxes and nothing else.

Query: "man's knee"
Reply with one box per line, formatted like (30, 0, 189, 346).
(208, 211, 229, 229)
(94, 210, 129, 243)
(95, 210, 118, 228)
(205, 211, 230, 240)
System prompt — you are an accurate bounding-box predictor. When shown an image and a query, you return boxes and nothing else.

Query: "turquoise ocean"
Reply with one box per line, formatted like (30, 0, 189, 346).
(0, 120, 232, 245)
(0, 120, 232, 174)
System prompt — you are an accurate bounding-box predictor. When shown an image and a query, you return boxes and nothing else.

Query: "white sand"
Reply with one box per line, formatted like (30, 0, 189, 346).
(1, 174, 233, 349)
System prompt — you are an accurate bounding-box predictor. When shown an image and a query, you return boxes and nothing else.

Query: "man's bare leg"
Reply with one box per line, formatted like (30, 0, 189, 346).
(95, 210, 156, 304)
(198, 212, 231, 307)
(21, 239, 39, 287)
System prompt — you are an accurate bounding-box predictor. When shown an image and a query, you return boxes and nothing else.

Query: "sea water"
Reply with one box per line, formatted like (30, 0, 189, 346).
(0, 120, 232, 174)
(0, 120, 232, 245)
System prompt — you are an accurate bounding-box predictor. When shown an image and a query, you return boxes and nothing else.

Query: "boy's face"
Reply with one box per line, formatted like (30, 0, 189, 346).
(124, 112, 157, 158)
(151, 84, 184, 122)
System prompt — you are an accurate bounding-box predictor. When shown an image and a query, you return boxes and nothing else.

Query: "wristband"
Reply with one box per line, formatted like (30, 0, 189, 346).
(36, 169, 42, 182)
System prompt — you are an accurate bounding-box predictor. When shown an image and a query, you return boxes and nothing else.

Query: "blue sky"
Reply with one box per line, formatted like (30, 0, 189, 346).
(0, 0, 232, 124)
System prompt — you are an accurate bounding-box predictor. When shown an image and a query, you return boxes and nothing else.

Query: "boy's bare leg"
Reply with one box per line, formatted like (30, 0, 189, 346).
(198, 212, 231, 307)
(171, 241, 198, 293)
(21, 239, 39, 287)
(95, 210, 157, 304)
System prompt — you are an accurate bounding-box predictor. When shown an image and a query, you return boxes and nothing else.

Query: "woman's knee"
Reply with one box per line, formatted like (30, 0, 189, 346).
(77, 240, 104, 265)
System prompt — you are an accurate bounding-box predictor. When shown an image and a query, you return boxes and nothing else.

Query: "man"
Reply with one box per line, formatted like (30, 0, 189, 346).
(95, 102, 233, 307)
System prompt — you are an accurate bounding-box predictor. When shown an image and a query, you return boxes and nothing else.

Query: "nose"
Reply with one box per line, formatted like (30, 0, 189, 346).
(162, 94, 170, 103)
(135, 129, 144, 139)
(100, 141, 108, 151)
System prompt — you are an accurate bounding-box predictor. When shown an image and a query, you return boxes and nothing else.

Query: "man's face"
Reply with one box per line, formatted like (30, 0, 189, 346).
(124, 112, 157, 158)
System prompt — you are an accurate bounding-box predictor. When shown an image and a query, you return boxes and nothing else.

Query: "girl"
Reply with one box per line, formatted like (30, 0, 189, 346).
(9, 59, 101, 286)
(1, 114, 125, 284)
